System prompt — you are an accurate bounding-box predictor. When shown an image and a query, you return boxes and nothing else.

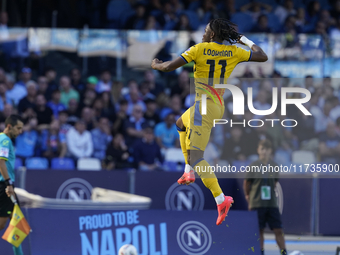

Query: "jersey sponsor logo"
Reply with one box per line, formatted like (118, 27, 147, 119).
(0, 147, 9, 157)
(165, 182, 204, 211)
(56, 178, 93, 200)
(176, 221, 212, 255)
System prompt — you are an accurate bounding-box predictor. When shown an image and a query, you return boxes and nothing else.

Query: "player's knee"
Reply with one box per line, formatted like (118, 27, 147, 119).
(273, 228, 283, 236)
(176, 118, 184, 130)
(189, 150, 204, 167)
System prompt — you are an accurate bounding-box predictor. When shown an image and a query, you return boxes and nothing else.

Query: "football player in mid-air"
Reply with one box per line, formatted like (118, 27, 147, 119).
(152, 18, 267, 225)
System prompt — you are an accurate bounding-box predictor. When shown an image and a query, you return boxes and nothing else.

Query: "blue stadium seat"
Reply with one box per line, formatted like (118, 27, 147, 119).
(15, 158, 23, 169)
(26, 157, 49, 170)
(51, 158, 75, 170)
(231, 13, 254, 33)
(163, 161, 183, 172)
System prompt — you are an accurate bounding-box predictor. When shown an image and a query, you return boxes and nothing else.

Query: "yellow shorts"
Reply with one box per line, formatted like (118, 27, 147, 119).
(181, 99, 224, 151)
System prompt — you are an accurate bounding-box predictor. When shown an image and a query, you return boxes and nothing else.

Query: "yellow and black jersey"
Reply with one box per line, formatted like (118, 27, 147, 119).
(180, 41, 252, 105)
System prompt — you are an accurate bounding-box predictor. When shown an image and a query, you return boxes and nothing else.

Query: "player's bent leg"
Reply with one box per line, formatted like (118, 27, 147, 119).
(177, 150, 195, 185)
(176, 113, 195, 185)
(189, 149, 234, 225)
(176, 116, 189, 165)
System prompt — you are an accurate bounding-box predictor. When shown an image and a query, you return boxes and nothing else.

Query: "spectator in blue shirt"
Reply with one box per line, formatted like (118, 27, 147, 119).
(5, 74, 27, 106)
(125, 80, 146, 115)
(59, 110, 72, 135)
(70, 67, 86, 94)
(154, 112, 179, 149)
(160, 94, 184, 120)
(37, 76, 48, 96)
(15, 67, 32, 87)
(47, 90, 67, 119)
(133, 127, 164, 171)
(18, 80, 36, 114)
(96, 69, 112, 93)
(15, 117, 39, 159)
(124, 104, 148, 147)
(91, 117, 112, 160)
(40, 119, 67, 159)
(0, 81, 11, 111)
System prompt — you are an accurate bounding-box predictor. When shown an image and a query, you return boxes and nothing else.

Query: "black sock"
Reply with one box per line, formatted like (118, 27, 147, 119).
(261, 249, 264, 255)
(281, 249, 287, 255)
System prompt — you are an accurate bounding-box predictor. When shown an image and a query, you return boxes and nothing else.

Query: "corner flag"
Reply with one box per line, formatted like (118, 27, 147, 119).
(2, 198, 31, 247)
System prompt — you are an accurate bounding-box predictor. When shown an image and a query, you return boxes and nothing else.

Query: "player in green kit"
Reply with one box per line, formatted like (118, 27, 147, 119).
(0, 115, 24, 255)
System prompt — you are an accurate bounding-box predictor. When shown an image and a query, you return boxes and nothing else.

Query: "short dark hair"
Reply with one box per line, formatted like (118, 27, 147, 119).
(258, 139, 272, 149)
(59, 110, 68, 115)
(100, 69, 111, 75)
(52, 89, 61, 95)
(5, 115, 23, 127)
(119, 99, 128, 105)
(44, 66, 55, 73)
(143, 126, 154, 134)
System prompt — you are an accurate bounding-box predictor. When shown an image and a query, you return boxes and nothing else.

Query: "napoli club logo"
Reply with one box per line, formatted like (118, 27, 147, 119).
(56, 178, 93, 200)
(165, 182, 204, 211)
(177, 221, 212, 255)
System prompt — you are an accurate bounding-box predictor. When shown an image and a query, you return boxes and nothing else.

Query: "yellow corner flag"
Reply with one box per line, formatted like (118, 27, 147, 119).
(2, 203, 31, 247)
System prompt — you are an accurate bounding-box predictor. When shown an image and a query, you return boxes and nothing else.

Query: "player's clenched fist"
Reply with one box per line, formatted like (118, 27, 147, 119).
(151, 58, 163, 69)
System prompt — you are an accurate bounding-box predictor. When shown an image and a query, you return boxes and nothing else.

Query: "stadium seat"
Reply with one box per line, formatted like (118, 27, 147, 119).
(292, 150, 316, 165)
(26, 157, 49, 170)
(77, 158, 102, 171)
(164, 148, 185, 163)
(15, 158, 23, 169)
(51, 158, 75, 170)
(231, 13, 254, 33)
(163, 161, 181, 171)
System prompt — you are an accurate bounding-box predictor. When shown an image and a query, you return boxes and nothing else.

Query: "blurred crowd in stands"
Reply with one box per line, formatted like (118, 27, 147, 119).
(3, 0, 340, 40)
(0, 65, 339, 170)
(0, 0, 340, 170)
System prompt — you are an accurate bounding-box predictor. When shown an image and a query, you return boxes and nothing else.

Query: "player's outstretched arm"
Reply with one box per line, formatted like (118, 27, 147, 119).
(238, 35, 268, 62)
(151, 57, 186, 72)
